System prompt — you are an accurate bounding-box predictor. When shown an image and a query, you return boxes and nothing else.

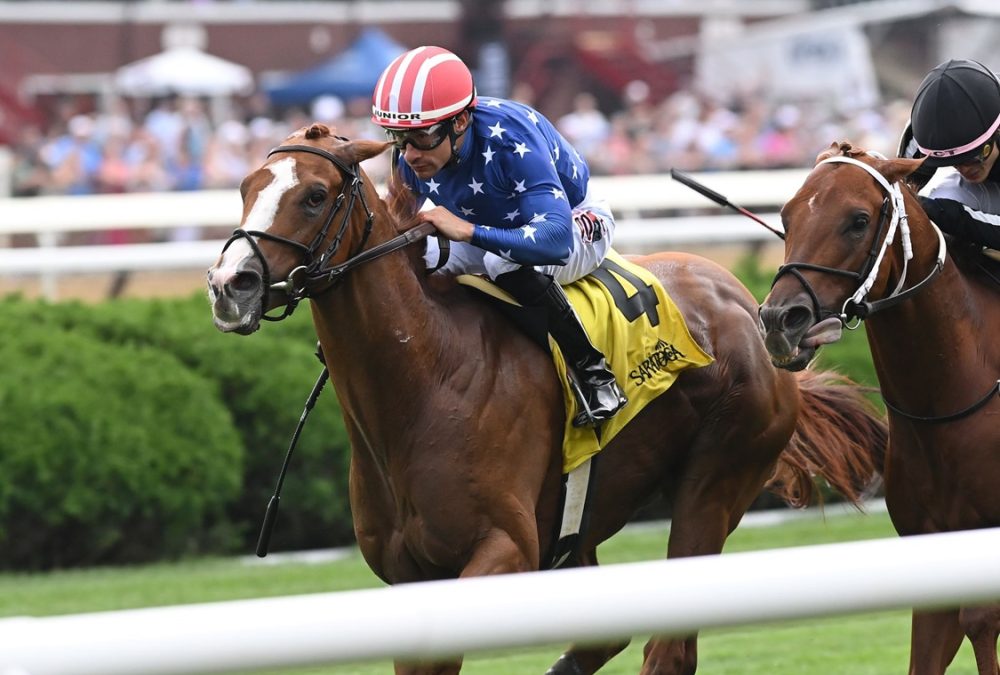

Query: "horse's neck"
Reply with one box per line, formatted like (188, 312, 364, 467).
(309, 243, 468, 441)
(865, 221, 982, 400)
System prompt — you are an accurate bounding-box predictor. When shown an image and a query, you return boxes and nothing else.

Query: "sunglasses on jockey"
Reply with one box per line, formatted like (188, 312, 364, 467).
(385, 122, 451, 152)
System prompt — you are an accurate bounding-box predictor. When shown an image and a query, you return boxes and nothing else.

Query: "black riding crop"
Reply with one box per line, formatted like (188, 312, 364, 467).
(255, 365, 330, 557)
(669, 168, 785, 240)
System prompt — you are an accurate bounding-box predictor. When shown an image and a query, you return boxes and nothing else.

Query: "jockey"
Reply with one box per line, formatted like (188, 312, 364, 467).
(371, 45, 627, 427)
(898, 58, 1000, 250)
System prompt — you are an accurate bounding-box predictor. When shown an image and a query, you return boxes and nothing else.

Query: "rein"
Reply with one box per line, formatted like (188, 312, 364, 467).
(882, 380, 1000, 424)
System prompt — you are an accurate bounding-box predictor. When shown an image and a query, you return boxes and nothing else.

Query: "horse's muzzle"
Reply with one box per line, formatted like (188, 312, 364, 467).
(207, 258, 265, 334)
(759, 301, 845, 371)
(759, 301, 817, 371)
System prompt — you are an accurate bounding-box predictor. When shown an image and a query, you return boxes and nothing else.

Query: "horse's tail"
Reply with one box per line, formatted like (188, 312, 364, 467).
(767, 368, 887, 508)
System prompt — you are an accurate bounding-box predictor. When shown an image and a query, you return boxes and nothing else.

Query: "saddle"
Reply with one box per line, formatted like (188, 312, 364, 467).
(949, 240, 1000, 289)
(981, 247, 1000, 280)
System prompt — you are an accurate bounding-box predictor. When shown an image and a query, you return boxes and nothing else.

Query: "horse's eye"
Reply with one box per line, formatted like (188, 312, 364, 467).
(849, 213, 870, 234)
(306, 189, 327, 208)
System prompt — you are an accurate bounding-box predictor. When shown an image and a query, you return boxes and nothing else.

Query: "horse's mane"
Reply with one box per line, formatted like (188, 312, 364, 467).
(384, 154, 424, 233)
(815, 141, 868, 164)
(304, 123, 330, 141)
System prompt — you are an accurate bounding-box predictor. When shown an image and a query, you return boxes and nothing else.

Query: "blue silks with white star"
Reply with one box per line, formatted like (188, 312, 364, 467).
(396, 97, 590, 266)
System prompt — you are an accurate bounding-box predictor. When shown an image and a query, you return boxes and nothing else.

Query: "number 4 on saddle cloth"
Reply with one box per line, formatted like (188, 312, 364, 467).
(458, 249, 715, 473)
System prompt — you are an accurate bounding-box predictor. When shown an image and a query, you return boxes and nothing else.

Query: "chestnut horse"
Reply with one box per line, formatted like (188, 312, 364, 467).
(208, 125, 885, 675)
(759, 141, 1000, 675)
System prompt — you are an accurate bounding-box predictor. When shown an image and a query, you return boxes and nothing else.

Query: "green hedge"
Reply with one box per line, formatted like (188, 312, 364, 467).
(0, 294, 353, 570)
(0, 321, 241, 569)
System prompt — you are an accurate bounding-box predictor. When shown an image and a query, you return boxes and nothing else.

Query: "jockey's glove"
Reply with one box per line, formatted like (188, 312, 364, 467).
(918, 196, 1000, 249)
(917, 196, 963, 228)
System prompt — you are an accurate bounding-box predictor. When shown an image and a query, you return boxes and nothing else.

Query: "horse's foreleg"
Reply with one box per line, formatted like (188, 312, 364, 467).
(393, 525, 539, 675)
(544, 550, 631, 675)
(637, 494, 731, 675)
(544, 644, 631, 675)
(640, 452, 773, 675)
(959, 603, 1000, 675)
(909, 609, 964, 675)
(460, 523, 539, 577)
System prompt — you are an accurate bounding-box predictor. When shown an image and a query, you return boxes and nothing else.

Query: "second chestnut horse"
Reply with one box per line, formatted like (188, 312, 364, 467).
(760, 141, 1000, 675)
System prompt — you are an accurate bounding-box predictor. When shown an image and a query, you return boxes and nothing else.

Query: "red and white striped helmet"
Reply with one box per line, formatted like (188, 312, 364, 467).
(371, 46, 478, 129)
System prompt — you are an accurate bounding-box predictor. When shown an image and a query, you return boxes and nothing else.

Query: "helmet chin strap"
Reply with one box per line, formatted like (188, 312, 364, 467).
(446, 110, 473, 167)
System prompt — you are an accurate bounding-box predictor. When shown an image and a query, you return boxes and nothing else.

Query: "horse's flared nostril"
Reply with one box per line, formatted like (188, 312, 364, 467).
(760, 304, 813, 332)
(227, 270, 262, 298)
(780, 305, 814, 332)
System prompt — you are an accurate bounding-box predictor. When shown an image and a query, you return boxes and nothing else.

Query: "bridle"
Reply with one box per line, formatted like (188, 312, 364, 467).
(221, 142, 439, 321)
(771, 154, 946, 329)
(773, 154, 1000, 423)
(231, 141, 444, 552)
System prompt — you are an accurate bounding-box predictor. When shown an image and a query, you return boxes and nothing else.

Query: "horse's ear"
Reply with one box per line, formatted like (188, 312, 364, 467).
(343, 139, 394, 164)
(815, 141, 843, 164)
(880, 156, 928, 185)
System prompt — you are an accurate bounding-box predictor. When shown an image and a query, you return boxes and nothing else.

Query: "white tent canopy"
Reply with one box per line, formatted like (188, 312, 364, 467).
(114, 46, 254, 97)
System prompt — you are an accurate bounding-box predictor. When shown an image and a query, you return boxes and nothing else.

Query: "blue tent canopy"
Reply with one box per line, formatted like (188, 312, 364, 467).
(265, 28, 408, 106)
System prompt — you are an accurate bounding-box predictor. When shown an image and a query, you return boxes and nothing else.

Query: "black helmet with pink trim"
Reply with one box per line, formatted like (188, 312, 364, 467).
(910, 58, 1000, 167)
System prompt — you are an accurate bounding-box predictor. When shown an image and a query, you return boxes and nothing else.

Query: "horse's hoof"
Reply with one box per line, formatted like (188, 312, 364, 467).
(545, 652, 584, 675)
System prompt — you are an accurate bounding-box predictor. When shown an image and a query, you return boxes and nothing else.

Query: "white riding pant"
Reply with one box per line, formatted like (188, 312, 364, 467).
(423, 191, 615, 285)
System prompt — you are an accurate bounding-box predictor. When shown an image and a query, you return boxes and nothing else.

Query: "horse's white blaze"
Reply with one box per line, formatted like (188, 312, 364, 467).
(214, 157, 299, 282)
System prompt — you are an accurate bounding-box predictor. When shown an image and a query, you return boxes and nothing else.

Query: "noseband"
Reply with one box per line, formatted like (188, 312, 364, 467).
(771, 154, 946, 327)
(221, 143, 376, 321)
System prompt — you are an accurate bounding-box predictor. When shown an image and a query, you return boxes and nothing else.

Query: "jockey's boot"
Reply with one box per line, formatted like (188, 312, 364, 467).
(495, 267, 628, 427)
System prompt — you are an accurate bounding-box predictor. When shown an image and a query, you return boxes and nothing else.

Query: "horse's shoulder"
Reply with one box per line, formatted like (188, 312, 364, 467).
(630, 251, 758, 313)
(628, 251, 760, 348)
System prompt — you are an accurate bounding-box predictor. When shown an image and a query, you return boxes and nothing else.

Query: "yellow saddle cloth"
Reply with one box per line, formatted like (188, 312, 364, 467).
(459, 249, 714, 473)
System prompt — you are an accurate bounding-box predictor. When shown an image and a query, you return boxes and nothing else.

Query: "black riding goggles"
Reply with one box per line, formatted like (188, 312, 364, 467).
(957, 140, 995, 166)
(385, 123, 450, 152)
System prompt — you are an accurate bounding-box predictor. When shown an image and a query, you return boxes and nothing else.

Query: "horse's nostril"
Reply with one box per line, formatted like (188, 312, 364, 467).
(782, 305, 814, 331)
(229, 270, 261, 295)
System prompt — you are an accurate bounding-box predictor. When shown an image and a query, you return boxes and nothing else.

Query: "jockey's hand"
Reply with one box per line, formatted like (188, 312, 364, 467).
(421, 206, 474, 242)
(919, 196, 964, 230)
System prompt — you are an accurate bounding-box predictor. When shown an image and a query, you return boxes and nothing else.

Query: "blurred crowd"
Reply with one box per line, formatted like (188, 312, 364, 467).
(7, 81, 912, 202)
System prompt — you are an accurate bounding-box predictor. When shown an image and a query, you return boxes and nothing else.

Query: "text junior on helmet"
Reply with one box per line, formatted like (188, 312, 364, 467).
(371, 46, 628, 428)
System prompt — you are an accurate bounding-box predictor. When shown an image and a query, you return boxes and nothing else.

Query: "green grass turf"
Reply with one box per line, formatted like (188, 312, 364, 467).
(0, 506, 980, 674)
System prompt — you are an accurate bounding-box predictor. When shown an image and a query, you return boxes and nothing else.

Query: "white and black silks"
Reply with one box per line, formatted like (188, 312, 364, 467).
(898, 120, 1000, 250)
(920, 169, 1000, 250)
